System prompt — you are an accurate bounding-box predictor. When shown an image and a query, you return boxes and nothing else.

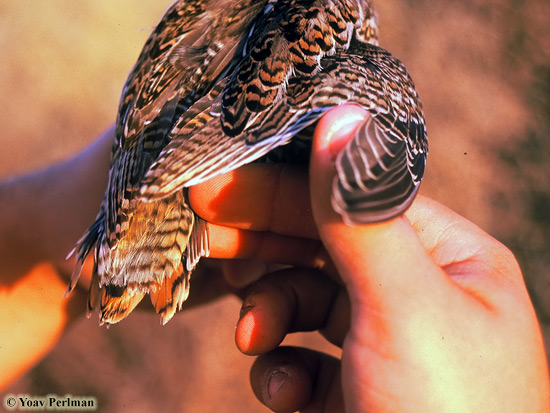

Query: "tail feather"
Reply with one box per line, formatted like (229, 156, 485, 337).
(99, 285, 146, 325)
(150, 264, 191, 325)
(65, 210, 104, 297)
(87, 266, 100, 319)
(186, 216, 209, 272)
(66, 193, 209, 325)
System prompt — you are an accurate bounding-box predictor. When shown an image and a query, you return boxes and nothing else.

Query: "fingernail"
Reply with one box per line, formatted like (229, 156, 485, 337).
(317, 106, 369, 159)
(330, 116, 367, 157)
(267, 369, 289, 399)
(239, 301, 254, 322)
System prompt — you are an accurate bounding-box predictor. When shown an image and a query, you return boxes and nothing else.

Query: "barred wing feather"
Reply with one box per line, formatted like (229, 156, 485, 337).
(141, 41, 427, 224)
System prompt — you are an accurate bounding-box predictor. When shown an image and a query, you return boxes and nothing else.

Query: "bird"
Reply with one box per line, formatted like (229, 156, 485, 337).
(66, 0, 428, 325)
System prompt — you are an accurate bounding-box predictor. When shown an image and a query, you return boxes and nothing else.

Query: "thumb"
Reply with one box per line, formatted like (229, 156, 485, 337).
(309, 105, 451, 318)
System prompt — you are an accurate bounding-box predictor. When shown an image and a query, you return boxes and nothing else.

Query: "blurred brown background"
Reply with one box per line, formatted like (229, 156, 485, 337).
(1, 0, 549, 411)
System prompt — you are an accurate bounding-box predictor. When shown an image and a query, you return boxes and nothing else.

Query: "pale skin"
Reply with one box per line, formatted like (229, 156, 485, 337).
(0, 106, 548, 411)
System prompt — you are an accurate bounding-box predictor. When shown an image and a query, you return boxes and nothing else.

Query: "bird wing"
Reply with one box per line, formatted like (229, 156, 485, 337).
(105, 0, 267, 241)
(140, 41, 427, 225)
(139, 0, 377, 199)
(117, 0, 266, 150)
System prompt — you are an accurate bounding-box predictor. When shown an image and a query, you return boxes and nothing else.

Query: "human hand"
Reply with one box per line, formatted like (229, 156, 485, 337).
(191, 106, 550, 412)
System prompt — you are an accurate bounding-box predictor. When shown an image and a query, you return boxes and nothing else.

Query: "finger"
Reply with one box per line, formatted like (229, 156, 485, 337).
(189, 163, 318, 239)
(205, 223, 326, 268)
(310, 106, 453, 315)
(250, 347, 343, 413)
(219, 258, 273, 289)
(236, 268, 348, 355)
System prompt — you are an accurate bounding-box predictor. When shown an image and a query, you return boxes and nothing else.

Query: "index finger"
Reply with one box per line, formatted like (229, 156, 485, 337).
(189, 164, 329, 269)
(189, 163, 318, 239)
